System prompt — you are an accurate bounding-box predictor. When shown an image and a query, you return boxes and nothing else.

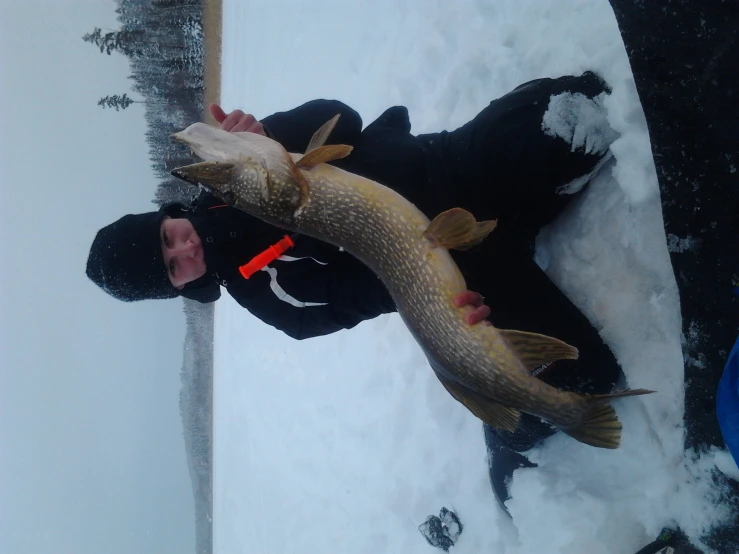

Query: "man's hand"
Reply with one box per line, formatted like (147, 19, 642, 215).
(454, 291, 492, 326)
(209, 104, 266, 135)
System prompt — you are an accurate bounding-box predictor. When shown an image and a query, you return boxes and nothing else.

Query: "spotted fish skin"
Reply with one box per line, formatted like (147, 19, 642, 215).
(285, 164, 591, 428)
(170, 122, 653, 449)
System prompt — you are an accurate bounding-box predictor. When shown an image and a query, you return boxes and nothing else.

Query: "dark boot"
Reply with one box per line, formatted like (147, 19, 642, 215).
(485, 425, 539, 515)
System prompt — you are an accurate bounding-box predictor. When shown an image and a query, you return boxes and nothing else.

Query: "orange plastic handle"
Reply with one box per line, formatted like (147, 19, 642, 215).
(238, 235, 295, 279)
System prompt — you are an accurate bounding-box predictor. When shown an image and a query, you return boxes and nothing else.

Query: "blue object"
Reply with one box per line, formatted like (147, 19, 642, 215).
(717, 336, 739, 468)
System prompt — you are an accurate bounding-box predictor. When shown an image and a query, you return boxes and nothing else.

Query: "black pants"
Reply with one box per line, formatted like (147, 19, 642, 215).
(424, 72, 623, 451)
(420, 71, 613, 249)
(470, 248, 622, 451)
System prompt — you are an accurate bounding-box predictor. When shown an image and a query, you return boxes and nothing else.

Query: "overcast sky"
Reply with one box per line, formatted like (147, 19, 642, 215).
(0, 1, 195, 553)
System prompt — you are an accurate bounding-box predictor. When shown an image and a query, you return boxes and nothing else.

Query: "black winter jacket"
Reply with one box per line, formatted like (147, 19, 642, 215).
(178, 99, 418, 339)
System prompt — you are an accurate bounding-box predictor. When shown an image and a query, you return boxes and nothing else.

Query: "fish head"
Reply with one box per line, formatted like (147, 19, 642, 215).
(171, 158, 298, 225)
(170, 123, 307, 227)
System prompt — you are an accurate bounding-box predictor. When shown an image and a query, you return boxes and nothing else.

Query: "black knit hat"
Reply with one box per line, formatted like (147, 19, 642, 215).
(86, 211, 179, 302)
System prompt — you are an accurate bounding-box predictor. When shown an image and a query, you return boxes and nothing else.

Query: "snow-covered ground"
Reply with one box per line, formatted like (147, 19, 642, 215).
(213, 1, 738, 552)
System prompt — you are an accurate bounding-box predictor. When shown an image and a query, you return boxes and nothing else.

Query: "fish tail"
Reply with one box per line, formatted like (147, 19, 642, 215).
(560, 388, 655, 449)
(561, 402, 622, 449)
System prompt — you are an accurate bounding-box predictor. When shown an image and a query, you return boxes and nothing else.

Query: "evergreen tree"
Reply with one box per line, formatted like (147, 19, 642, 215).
(82, 27, 131, 56)
(83, 27, 163, 58)
(81, 28, 107, 52)
(97, 93, 137, 111)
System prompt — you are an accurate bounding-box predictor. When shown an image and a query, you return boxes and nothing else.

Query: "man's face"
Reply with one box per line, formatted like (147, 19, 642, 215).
(160, 216, 206, 289)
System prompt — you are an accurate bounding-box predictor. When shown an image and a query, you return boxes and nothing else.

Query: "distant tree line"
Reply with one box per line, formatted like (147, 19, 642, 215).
(83, 2, 213, 553)
(83, 0, 205, 208)
(180, 300, 214, 554)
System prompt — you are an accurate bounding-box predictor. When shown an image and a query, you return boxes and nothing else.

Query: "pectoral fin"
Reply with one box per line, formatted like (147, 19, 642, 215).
(297, 144, 354, 168)
(499, 329, 579, 373)
(305, 114, 341, 153)
(436, 373, 520, 432)
(423, 208, 497, 251)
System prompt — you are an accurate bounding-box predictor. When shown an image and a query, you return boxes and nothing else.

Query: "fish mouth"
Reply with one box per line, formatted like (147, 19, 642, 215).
(171, 166, 193, 184)
(171, 161, 236, 190)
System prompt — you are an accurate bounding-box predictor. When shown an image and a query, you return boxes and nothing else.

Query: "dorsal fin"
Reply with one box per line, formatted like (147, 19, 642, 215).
(297, 144, 353, 169)
(498, 329, 579, 373)
(305, 114, 341, 154)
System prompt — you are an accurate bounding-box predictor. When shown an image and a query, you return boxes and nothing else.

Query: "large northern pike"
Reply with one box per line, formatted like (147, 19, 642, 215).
(170, 116, 653, 449)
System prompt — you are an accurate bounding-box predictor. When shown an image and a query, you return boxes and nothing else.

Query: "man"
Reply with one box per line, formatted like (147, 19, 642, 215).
(87, 72, 622, 510)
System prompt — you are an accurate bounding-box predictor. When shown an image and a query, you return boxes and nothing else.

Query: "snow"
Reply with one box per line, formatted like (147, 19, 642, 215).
(213, 1, 737, 553)
(542, 93, 617, 156)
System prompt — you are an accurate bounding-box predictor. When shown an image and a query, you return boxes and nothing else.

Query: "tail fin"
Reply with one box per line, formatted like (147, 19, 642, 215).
(561, 388, 655, 449)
